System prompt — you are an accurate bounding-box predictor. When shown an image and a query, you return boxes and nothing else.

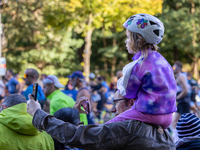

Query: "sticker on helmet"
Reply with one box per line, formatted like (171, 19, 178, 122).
(136, 19, 148, 29)
(125, 16, 136, 27)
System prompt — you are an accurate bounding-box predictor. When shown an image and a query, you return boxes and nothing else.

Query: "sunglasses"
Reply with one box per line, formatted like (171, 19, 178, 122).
(112, 98, 127, 108)
(24, 74, 34, 78)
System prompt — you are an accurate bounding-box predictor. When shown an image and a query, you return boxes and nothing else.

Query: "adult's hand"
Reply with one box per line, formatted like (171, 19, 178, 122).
(74, 96, 91, 114)
(27, 94, 41, 116)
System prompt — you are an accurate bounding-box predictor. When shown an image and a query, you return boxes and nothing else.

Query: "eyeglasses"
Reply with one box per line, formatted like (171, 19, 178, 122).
(112, 98, 127, 108)
(77, 121, 84, 126)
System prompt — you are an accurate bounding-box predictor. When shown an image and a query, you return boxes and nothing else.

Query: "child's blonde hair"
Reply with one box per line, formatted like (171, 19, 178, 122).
(126, 29, 158, 58)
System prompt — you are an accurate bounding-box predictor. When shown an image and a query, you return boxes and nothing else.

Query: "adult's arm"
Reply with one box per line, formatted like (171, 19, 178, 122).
(176, 75, 188, 100)
(13, 78, 21, 93)
(33, 109, 133, 150)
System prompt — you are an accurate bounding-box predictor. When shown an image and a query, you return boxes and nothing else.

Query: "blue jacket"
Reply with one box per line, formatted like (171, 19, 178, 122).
(24, 84, 46, 101)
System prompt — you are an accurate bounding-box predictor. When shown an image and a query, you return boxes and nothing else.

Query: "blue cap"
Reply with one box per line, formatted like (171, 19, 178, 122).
(68, 71, 84, 79)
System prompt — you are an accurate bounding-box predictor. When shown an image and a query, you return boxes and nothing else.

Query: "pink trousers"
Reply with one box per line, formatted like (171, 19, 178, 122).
(106, 108, 173, 129)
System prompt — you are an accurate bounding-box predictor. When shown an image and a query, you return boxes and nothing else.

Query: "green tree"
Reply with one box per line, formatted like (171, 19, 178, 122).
(44, 0, 163, 79)
(1, 0, 84, 76)
(160, 0, 200, 79)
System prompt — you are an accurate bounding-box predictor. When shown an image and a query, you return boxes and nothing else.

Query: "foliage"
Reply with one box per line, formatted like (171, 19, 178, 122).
(43, 0, 163, 77)
(159, 0, 200, 78)
(1, 0, 163, 78)
(1, 0, 84, 76)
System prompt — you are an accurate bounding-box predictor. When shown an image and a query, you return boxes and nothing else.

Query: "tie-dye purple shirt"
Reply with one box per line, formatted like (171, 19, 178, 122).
(123, 50, 177, 115)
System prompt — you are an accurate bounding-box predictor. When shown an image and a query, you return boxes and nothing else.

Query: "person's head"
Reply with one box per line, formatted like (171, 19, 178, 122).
(0, 94, 27, 112)
(101, 76, 106, 81)
(173, 61, 182, 76)
(6, 69, 14, 79)
(14, 73, 20, 80)
(124, 14, 164, 54)
(41, 74, 46, 80)
(43, 75, 64, 97)
(53, 108, 82, 150)
(68, 71, 85, 88)
(97, 76, 102, 84)
(116, 70, 123, 79)
(111, 90, 134, 116)
(111, 76, 118, 84)
(89, 73, 95, 81)
(66, 79, 74, 90)
(187, 72, 192, 80)
(53, 108, 81, 126)
(2, 76, 8, 83)
(24, 69, 39, 86)
(176, 113, 200, 139)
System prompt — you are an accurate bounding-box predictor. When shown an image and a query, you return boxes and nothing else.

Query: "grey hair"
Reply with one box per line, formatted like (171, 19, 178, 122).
(2, 94, 27, 107)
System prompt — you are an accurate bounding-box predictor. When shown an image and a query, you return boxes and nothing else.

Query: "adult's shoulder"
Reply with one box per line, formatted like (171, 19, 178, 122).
(177, 74, 185, 83)
(77, 88, 90, 98)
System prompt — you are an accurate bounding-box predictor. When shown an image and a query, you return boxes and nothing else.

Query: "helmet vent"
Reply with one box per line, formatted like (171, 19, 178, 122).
(140, 15, 145, 17)
(153, 30, 159, 36)
(129, 16, 136, 19)
(150, 21, 157, 25)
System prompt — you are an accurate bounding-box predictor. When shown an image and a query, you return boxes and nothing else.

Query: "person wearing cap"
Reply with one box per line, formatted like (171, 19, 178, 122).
(68, 71, 91, 107)
(176, 113, 200, 149)
(68, 71, 92, 124)
(43, 75, 88, 125)
(43, 75, 76, 115)
(88, 72, 96, 90)
(23, 69, 46, 108)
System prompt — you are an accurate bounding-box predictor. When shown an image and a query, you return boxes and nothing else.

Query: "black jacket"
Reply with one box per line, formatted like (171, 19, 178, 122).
(177, 139, 200, 150)
(33, 109, 175, 150)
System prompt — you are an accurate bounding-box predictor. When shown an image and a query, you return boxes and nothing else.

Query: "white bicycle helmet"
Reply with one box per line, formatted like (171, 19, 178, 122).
(123, 13, 164, 45)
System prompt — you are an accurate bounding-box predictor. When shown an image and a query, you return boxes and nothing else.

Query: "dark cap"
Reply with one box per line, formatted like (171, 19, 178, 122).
(68, 71, 84, 79)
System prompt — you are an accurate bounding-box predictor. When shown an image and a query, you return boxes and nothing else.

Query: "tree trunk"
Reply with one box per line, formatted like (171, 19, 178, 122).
(173, 46, 178, 61)
(194, 57, 199, 80)
(111, 58, 116, 77)
(111, 39, 117, 77)
(83, 13, 93, 82)
(191, 2, 199, 79)
(102, 26, 108, 72)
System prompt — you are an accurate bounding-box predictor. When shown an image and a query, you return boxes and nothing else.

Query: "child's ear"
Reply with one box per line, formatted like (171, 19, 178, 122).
(130, 99, 135, 106)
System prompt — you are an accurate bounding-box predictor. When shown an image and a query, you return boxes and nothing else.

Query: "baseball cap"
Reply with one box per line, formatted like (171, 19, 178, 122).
(43, 75, 64, 88)
(89, 73, 95, 79)
(68, 71, 84, 79)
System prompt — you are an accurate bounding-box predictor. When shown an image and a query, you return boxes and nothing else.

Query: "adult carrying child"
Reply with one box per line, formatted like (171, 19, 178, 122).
(107, 14, 177, 129)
